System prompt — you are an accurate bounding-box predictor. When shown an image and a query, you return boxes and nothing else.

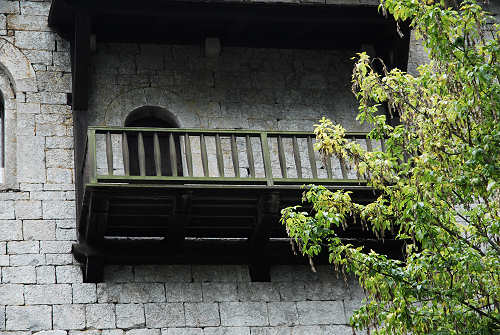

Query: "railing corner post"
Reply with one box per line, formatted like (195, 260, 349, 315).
(88, 128, 97, 184)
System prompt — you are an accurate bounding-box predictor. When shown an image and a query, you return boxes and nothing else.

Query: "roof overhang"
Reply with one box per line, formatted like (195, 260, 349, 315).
(49, 0, 410, 109)
(49, 0, 407, 50)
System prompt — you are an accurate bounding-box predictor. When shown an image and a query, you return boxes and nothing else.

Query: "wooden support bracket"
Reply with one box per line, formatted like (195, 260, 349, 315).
(71, 12, 91, 111)
(167, 191, 192, 251)
(249, 191, 280, 282)
(85, 194, 109, 244)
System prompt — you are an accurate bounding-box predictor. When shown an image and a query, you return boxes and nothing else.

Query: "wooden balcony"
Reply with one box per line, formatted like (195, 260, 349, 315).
(74, 127, 398, 282)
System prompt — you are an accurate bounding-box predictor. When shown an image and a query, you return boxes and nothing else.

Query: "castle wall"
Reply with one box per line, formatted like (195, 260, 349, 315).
(0, 0, 473, 334)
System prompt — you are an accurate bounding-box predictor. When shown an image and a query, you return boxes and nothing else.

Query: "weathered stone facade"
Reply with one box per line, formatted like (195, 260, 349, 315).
(6, 0, 495, 334)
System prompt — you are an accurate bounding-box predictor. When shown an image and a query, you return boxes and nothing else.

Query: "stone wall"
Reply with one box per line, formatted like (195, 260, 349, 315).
(3, 0, 486, 334)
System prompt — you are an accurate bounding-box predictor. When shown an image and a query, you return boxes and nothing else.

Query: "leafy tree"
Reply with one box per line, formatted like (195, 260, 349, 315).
(281, 1, 500, 334)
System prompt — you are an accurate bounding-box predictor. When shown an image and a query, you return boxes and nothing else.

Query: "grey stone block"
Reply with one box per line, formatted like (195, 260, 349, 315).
(73, 283, 97, 304)
(46, 253, 73, 265)
(40, 241, 73, 253)
(7, 241, 39, 254)
(0, 202, 15, 220)
(166, 282, 202, 302)
(47, 168, 73, 184)
(0, 305, 4, 330)
(97, 283, 166, 303)
(185, 303, 220, 327)
(202, 283, 238, 302)
(192, 265, 250, 282)
(22, 220, 56, 240)
(249, 327, 292, 335)
(275, 282, 307, 302)
(37, 71, 72, 93)
(0, 220, 22, 241)
(296, 301, 346, 325)
(203, 327, 250, 335)
(220, 302, 268, 327)
(25, 284, 72, 305)
(0, 284, 24, 305)
(14, 201, 42, 219)
(134, 265, 191, 282)
(69, 330, 102, 335)
(237, 283, 280, 302)
(0, 254, 8, 266)
(2, 266, 36, 283)
(20, 1, 51, 15)
(144, 303, 185, 328)
(9, 254, 45, 266)
(15, 30, 55, 50)
(42, 201, 75, 220)
(17, 136, 45, 183)
(36, 265, 56, 284)
(116, 304, 145, 329)
(268, 303, 298, 326)
(125, 330, 160, 335)
(53, 304, 86, 330)
(162, 329, 203, 335)
(56, 265, 82, 283)
(0, 0, 19, 14)
(103, 265, 134, 282)
(7, 15, 49, 32)
(86, 304, 116, 329)
(6, 305, 52, 330)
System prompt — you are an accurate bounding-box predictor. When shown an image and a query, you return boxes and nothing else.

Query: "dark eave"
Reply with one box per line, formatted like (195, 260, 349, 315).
(49, 0, 401, 49)
(49, 0, 410, 111)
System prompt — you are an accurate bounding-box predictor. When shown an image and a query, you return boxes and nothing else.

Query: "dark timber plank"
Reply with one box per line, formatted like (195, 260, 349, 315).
(169, 133, 177, 177)
(106, 131, 113, 175)
(122, 132, 130, 176)
(231, 135, 240, 177)
(292, 136, 302, 178)
(215, 134, 224, 177)
(153, 132, 162, 176)
(72, 12, 91, 110)
(307, 136, 318, 179)
(277, 136, 287, 178)
(138, 132, 146, 176)
(200, 134, 209, 177)
(246, 135, 255, 178)
(184, 133, 193, 177)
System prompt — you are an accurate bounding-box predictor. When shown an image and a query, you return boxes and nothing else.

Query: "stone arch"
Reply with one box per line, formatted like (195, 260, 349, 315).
(0, 38, 37, 93)
(102, 87, 202, 128)
(125, 105, 181, 128)
(0, 38, 37, 189)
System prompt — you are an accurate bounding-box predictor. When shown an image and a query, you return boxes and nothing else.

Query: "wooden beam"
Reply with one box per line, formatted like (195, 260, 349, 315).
(166, 192, 192, 251)
(249, 192, 280, 282)
(72, 12, 91, 110)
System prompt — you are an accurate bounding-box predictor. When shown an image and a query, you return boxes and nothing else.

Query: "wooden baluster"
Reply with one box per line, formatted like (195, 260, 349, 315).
(215, 134, 224, 177)
(339, 157, 348, 180)
(260, 133, 273, 186)
(292, 136, 302, 179)
(365, 137, 373, 152)
(277, 136, 287, 178)
(122, 131, 130, 176)
(105, 131, 113, 175)
(88, 129, 97, 183)
(153, 132, 161, 176)
(184, 133, 193, 177)
(246, 135, 255, 178)
(169, 133, 177, 177)
(325, 155, 333, 179)
(307, 136, 318, 179)
(200, 134, 209, 177)
(138, 132, 146, 176)
(231, 135, 240, 178)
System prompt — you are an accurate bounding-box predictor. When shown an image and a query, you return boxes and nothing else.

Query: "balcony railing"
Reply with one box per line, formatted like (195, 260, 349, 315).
(83, 127, 383, 187)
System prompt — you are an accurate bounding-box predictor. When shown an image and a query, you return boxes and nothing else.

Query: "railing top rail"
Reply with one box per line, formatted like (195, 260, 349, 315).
(88, 126, 370, 138)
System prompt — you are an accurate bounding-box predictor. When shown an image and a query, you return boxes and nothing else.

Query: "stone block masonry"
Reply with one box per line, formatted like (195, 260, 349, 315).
(0, 0, 458, 333)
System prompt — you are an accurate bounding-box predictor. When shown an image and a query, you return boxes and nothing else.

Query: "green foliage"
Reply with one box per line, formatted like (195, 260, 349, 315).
(281, 1, 500, 334)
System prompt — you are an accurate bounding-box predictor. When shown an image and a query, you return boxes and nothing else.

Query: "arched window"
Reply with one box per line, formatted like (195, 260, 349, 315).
(125, 106, 183, 176)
